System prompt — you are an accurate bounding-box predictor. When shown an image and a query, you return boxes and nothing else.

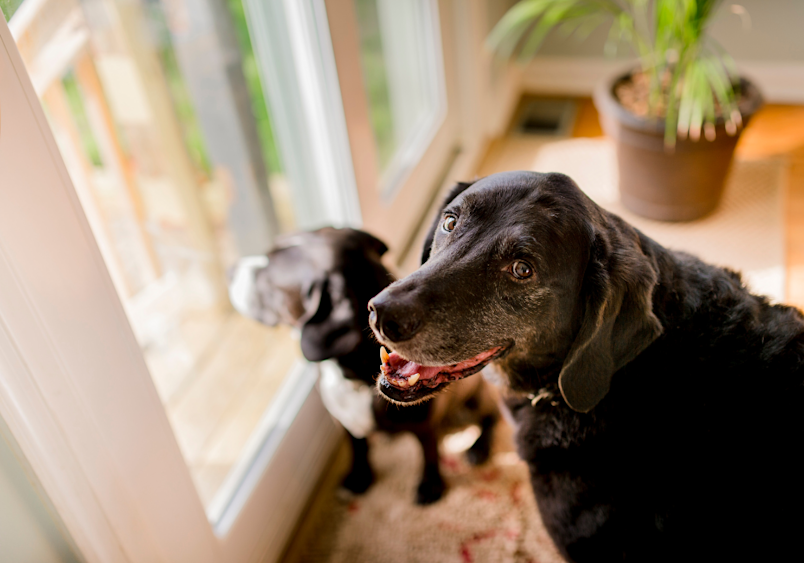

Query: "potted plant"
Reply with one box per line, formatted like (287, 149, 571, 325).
(488, 0, 763, 221)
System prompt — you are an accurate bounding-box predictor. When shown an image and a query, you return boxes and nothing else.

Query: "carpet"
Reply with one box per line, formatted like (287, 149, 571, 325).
(298, 427, 564, 563)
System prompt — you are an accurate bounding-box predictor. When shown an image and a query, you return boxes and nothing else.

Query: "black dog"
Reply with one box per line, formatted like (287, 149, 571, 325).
(228, 227, 498, 504)
(369, 172, 804, 560)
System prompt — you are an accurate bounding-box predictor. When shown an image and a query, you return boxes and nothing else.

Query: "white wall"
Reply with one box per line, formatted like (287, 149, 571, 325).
(520, 0, 804, 103)
(534, 0, 804, 62)
(0, 415, 81, 563)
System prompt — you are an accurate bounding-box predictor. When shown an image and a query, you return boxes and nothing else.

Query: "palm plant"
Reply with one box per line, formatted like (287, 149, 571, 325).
(488, 0, 743, 148)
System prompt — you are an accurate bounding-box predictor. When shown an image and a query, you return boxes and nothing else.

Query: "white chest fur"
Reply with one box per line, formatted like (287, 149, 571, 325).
(319, 360, 376, 438)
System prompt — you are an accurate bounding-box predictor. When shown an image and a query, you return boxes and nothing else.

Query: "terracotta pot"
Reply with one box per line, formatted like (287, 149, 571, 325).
(593, 73, 763, 221)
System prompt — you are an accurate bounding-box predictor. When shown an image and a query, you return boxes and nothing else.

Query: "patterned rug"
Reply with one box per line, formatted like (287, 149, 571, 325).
(298, 425, 564, 563)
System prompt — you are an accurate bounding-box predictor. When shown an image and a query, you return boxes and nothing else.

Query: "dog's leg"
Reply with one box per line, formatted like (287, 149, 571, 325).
(466, 415, 496, 466)
(341, 434, 374, 494)
(413, 430, 446, 505)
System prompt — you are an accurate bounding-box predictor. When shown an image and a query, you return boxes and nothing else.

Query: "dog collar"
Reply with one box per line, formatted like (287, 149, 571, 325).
(528, 386, 560, 407)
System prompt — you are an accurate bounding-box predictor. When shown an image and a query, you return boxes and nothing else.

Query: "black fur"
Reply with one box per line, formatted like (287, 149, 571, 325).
(508, 245, 804, 561)
(370, 172, 804, 560)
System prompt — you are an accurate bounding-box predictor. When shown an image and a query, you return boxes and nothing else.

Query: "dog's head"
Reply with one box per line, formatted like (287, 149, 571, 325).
(229, 227, 390, 362)
(369, 171, 662, 411)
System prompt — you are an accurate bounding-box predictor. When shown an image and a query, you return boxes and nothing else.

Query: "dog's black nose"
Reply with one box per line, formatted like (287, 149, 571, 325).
(368, 290, 421, 343)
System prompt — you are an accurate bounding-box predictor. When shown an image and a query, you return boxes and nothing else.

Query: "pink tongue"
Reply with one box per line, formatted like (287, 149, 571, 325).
(383, 346, 502, 382)
(386, 353, 441, 380)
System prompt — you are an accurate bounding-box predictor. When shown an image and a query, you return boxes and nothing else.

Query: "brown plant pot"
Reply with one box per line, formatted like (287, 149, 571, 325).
(593, 73, 764, 221)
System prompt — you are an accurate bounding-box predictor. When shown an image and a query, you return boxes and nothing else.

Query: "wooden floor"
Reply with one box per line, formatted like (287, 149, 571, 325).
(739, 107, 804, 310)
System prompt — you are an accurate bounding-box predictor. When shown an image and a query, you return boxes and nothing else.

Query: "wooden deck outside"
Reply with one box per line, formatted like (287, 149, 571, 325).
(152, 315, 300, 507)
(10, 0, 300, 510)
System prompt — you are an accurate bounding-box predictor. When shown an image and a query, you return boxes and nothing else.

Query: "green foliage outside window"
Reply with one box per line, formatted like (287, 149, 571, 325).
(226, 0, 284, 175)
(1, 0, 25, 21)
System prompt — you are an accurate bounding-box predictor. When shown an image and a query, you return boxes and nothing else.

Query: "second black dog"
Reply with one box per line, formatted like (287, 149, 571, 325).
(228, 227, 498, 504)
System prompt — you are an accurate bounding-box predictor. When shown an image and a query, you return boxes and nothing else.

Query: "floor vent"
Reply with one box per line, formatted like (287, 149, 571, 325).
(513, 98, 577, 137)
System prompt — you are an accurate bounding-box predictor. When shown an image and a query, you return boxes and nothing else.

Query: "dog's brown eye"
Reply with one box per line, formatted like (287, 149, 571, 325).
(442, 215, 457, 232)
(511, 260, 533, 279)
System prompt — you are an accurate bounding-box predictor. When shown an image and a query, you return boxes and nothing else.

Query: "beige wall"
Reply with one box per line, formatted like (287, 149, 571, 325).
(534, 0, 804, 63)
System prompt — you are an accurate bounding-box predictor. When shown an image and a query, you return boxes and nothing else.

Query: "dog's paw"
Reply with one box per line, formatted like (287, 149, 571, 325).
(341, 466, 374, 495)
(415, 474, 446, 505)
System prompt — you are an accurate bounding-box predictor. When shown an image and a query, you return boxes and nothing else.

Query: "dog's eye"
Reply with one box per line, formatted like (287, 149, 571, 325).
(442, 215, 457, 233)
(510, 260, 534, 280)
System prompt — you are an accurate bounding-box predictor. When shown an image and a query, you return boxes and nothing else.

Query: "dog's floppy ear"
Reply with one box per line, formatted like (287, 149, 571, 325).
(299, 272, 362, 362)
(351, 229, 388, 258)
(421, 181, 476, 265)
(558, 217, 663, 412)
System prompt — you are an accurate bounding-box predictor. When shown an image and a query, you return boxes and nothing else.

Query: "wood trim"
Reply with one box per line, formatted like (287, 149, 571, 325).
(221, 384, 341, 562)
(42, 80, 134, 299)
(786, 148, 804, 310)
(74, 53, 162, 285)
(321, 0, 381, 230)
(112, 0, 228, 308)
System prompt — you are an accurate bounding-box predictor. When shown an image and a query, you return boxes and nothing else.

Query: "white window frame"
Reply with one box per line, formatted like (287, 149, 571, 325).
(372, 0, 448, 197)
(243, 0, 363, 232)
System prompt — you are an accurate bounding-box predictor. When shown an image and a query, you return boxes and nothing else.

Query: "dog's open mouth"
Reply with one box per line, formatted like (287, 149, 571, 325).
(377, 345, 507, 404)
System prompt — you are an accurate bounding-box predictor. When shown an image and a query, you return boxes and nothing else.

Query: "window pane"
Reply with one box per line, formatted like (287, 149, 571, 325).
(8, 0, 308, 514)
(354, 0, 445, 192)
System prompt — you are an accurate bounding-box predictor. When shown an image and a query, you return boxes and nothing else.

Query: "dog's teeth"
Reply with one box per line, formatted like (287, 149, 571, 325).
(380, 346, 390, 364)
(408, 373, 420, 385)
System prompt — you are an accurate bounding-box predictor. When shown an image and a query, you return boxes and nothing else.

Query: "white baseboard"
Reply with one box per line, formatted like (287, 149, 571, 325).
(522, 57, 632, 97)
(521, 56, 804, 104)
